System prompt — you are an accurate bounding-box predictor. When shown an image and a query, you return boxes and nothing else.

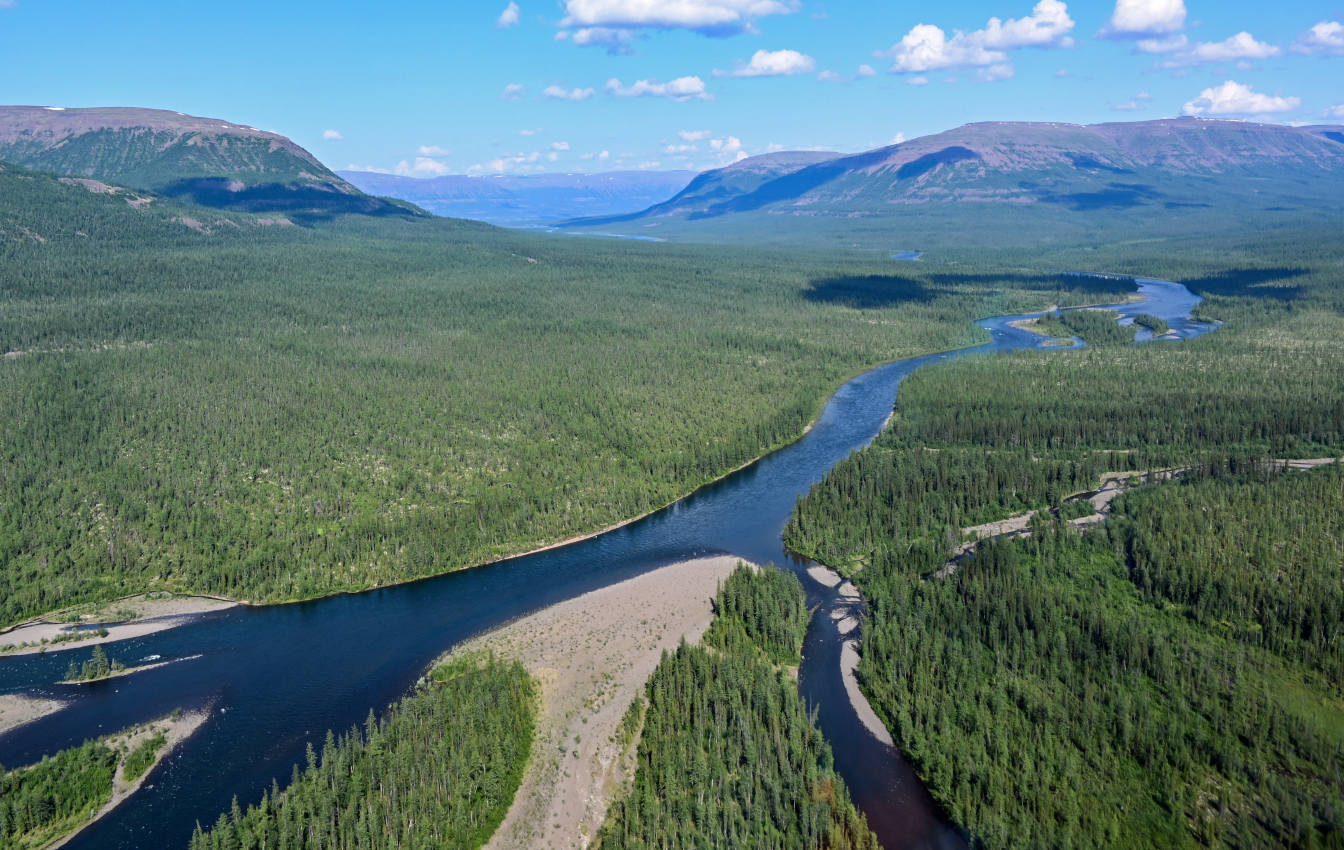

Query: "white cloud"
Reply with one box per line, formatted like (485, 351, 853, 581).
(567, 26, 637, 51)
(977, 63, 1015, 82)
(1135, 34, 1188, 53)
(880, 0, 1075, 73)
(559, 0, 797, 38)
(1102, 0, 1186, 38)
(322, 129, 343, 141)
(817, 70, 843, 82)
(1322, 104, 1344, 120)
(1112, 94, 1151, 111)
(891, 132, 906, 144)
(467, 151, 544, 175)
(0, 2, 15, 9)
(1181, 80, 1301, 116)
(544, 84, 596, 101)
(907, 75, 929, 86)
(605, 76, 710, 100)
(710, 136, 743, 153)
(500, 83, 526, 100)
(664, 143, 697, 153)
(497, 1, 520, 28)
(520, 128, 540, 136)
(716, 48, 816, 77)
(1154, 32, 1280, 67)
(551, 141, 570, 151)
(417, 145, 449, 156)
(548, 152, 559, 162)
(857, 64, 877, 77)
(679, 129, 712, 141)
(408, 157, 451, 176)
(1292, 21, 1344, 56)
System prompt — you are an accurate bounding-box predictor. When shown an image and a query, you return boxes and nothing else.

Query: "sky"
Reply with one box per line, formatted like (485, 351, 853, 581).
(2, 0, 1343, 176)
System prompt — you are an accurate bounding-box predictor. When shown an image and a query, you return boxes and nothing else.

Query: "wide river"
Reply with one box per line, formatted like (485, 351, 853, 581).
(0, 277, 1216, 850)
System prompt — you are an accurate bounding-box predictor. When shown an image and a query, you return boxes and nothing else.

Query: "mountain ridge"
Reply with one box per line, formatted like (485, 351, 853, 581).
(560, 118, 1344, 245)
(0, 106, 419, 219)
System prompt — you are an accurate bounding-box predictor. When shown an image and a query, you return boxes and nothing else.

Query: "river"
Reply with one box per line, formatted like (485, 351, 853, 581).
(0, 277, 1216, 850)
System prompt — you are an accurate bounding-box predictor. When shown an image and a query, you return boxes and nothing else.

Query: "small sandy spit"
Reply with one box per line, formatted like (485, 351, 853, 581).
(0, 692, 68, 735)
(454, 556, 741, 850)
(46, 709, 209, 850)
(1, 594, 237, 656)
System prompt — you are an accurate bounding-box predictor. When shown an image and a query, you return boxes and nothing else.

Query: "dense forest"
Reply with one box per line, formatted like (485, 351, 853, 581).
(786, 246, 1344, 848)
(599, 564, 878, 849)
(0, 165, 1143, 627)
(0, 738, 119, 850)
(188, 654, 534, 850)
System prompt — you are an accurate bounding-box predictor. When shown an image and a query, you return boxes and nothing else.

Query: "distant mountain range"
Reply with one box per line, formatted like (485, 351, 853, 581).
(337, 170, 697, 225)
(0, 106, 419, 219)
(561, 118, 1344, 247)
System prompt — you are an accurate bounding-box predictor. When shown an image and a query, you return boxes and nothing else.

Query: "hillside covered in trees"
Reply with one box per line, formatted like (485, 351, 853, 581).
(0, 162, 1142, 627)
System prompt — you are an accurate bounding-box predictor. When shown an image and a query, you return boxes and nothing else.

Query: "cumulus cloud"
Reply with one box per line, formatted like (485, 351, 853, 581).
(710, 136, 742, 152)
(880, 0, 1075, 74)
(497, 1, 520, 28)
(907, 75, 929, 86)
(716, 48, 816, 77)
(1147, 31, 1280, 67)
(558, 0, 797, 39)
(891, 132, 906, 144)
(664, 143, 697, 153)
(817, 70, 843, 82)
(1102, 0, 1186, 38)
(417, 145, 449, 156)
(1181, 80, 1301, 116)
(605, 76, 710, 100)
(407, 157, 451, 176)
(500, 83, 526, 100)
(857, 64, 877, 77)
(322, 129, 343, 141)
(977, 63, 1015, 82)
(679, 129, 712, 141)
(1292, 21, 1344, 56)
(467, 151, 544, 175)
(1324, 104, 1344, 120)
(544, 84, 597, 101)
(551, 141, 570, 151)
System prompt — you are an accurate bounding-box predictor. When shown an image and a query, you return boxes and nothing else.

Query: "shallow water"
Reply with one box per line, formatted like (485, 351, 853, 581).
(0, 277, 1215, 850)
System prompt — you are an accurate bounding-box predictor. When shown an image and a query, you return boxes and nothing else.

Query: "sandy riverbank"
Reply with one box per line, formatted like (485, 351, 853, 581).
(1, 595, 237, 656)
(451, 555, 742, 850)
(47, 709, 209, 850)
(0, 692, 68, 736)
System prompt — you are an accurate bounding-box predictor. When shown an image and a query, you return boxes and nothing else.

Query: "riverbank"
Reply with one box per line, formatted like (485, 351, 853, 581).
(0, 692, 67, 736)
(449, 555, 743, 850)
(807, 567, 896, 749)
(46, 709, 209, 850)
(1, 595, 237, 656)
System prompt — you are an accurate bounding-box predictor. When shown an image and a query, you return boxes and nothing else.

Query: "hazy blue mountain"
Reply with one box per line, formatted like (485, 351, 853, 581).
(338, 169, 697, 225)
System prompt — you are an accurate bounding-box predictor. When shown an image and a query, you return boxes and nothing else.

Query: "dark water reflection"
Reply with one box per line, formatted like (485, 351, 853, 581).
(0, 278, 1215, 850)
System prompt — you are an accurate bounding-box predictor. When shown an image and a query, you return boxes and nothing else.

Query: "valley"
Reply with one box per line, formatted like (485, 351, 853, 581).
(0, 91, 1342, 850)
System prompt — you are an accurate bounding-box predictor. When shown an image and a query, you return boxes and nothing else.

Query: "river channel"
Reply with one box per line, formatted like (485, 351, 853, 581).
(0, 276, 1216, 849)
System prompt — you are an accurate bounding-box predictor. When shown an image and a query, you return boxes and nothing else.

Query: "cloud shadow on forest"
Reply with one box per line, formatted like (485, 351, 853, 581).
(802, 275, 945, 309)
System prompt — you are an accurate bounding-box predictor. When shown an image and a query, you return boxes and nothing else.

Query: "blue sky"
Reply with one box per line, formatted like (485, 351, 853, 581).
(2, 0, 1342, 176)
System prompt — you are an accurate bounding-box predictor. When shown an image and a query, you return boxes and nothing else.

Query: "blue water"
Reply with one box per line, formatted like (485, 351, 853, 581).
(0, 277, 1216, 850)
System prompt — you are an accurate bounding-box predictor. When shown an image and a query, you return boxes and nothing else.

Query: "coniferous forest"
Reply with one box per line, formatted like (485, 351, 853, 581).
(599, 564, 879, 850)
(0, 165, 1140, 628)
(786, 250, 1344, 848)
(187, 655, 534, 850)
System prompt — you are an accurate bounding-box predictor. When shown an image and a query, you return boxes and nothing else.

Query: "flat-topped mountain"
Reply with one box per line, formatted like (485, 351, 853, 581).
(0, 106, 419, 218)
(564, 119, 1344, 245)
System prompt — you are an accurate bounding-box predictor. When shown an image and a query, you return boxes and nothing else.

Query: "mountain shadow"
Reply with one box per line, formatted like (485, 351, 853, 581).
(803, 275, 942, 309)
